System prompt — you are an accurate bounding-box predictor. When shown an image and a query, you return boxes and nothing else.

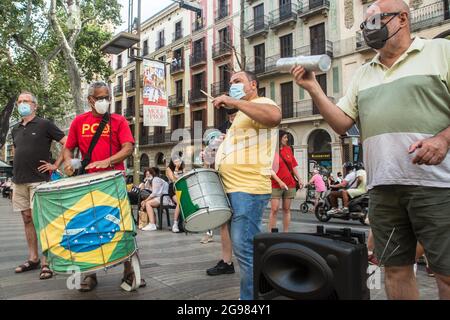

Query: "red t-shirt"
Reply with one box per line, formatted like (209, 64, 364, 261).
(272, 146, 298, 189)
(65, 112, 134, 173)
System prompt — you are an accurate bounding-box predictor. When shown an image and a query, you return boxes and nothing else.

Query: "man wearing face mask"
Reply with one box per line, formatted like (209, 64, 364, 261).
(213, 71, 282, 300)
(11, 91, 67, 280)
(63, 81, 138, 292)
(291, 0, 450, 300)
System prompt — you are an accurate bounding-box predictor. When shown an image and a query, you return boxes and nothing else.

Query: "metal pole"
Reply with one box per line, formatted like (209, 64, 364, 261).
(133, 0, 141, 185)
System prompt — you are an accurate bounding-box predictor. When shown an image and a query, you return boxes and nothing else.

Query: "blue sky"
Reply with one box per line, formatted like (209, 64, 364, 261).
(116, 0, 174, 32)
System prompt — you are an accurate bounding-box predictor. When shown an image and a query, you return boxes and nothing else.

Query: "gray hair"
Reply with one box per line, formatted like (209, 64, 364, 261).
(17, 91, 38, 106)
(87, 81, 110, 97)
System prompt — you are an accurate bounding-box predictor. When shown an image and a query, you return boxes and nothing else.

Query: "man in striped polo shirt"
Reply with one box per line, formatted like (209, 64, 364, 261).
(291, 0, 450, 299)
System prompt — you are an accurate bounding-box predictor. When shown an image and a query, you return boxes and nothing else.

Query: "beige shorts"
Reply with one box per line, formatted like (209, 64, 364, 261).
(271, 188, 297, 199)
(12, 182, 42, 212)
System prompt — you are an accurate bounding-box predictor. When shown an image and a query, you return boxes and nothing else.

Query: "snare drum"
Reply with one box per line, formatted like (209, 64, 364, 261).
(32, 171, 138, 274)
(174, 169, 232, 233)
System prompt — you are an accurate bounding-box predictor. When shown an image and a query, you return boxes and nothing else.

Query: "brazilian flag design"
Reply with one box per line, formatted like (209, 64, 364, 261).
(33, 174, 137, 273)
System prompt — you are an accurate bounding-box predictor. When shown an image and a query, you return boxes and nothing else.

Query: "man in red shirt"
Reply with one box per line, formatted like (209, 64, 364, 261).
(63, 81, 139, 292)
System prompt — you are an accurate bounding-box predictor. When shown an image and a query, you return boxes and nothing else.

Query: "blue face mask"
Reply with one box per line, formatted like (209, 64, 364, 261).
(18, 103, 32, 117)
(229, 83, 246, 100)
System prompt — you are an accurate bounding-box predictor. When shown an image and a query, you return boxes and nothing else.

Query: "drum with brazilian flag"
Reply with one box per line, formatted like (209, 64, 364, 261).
(33, 171, 137, 274)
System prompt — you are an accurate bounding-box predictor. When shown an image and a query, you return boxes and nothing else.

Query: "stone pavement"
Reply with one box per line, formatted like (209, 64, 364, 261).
(0, 197, 439, 300)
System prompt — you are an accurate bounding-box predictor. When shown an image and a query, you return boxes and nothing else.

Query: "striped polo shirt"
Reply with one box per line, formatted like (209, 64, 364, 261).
(337, 37, 450, 189)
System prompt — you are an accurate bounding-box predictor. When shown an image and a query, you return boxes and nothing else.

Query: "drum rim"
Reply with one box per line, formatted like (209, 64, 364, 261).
(174, 168, 219, 186)
(35, 171, 123, 192)
(183, 209, 232, 233)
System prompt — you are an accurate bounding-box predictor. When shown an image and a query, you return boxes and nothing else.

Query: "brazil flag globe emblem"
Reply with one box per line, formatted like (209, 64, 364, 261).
(33, 173, 137, 274)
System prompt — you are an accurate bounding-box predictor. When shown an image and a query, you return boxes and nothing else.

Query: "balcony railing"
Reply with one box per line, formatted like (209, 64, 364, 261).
(215, 6, 229, 23)
(282, 98, 335, 120)
(190, 51, 207, 67)
(173, 29, 184, 42)
(212, 42, 233, 59)
(152, 130, 172, 144)
(114, 85, 123, 97)
(295, 41, 333, 57)
(189, 88, 207, 104)
(192, 18, 205, 32)
(155, 39, 165, 50)
(170, 59, 184, 74)
(243, 16, 270, 39)
(411, 1, 449, 31)
(168, 94, 184, 108)
(269, 3, 298, 29)
(211, 81, 230, 97)
(247, 54, 280, 77)
(140, 134, 149, 146)
(298, 0, 330, 19)
(125, 79, 135, 92)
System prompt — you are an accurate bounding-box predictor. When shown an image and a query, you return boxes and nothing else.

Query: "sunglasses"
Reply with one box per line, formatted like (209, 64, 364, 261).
(360, 12, 400, 30)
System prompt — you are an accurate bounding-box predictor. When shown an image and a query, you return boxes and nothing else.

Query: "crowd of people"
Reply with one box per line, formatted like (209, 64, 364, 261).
(3, 0, 449, 300)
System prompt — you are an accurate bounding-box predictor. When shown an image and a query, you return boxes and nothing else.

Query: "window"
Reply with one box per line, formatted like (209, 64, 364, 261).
(310, 23, 326, 55)
(157, 30, 165, 49)
(193, 38, 205, 56)
(175, 80, 183, 103)
(174, 21, 183, 40)
(143, 40, 148, 56)
(218, 27, 230, 44)
(171, 114, 185, 131)
(115, 101, 122, 114)
(280, 33, 293, 58)
(254, 43, 265, 73)
(258, 87, 266, 97)
(193, 72, 205, 90)
(280, 81, 294, 118)
(117, 54, 122, 69)
(254, 4, 265, 29)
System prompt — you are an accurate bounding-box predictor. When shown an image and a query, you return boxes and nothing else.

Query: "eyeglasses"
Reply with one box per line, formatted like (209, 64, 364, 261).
(360, 12, 400, 30)
(92, 95, 110, 101)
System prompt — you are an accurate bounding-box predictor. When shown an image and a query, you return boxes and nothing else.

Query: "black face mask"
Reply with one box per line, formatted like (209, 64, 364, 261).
(362, 14, 401, 50)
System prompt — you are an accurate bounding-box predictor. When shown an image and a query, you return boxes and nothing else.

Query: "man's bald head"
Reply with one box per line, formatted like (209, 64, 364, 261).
(371, 0, 410, 15)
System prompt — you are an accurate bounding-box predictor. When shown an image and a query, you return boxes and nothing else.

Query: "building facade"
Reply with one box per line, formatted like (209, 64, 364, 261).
(109, 0, 243, 175)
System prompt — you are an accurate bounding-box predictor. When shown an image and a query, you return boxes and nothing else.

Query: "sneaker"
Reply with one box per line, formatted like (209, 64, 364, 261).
(368, 253, 379, 266)
(327, 208, 340, 215)
(426, 266, 435, 277)
(206, 260, 235, 276)
(341, 207, 349, 214)
(200, 234, 214, 244)
(141, 223, 157, 231)
(172, 221, 180, 233)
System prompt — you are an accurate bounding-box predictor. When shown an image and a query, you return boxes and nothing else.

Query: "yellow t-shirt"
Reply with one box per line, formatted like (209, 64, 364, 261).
(215, 97, 280, 194)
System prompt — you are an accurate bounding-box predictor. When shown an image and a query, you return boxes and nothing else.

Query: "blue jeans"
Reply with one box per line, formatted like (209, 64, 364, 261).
(228, 192, 270, 300)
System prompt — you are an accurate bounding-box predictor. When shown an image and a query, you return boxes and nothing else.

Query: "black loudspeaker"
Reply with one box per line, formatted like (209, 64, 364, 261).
(254, 226, 370, 300)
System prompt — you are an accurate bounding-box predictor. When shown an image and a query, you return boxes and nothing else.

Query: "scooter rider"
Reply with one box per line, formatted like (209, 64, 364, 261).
(327, 162, 359, 215)
(337, 162, 368, 214)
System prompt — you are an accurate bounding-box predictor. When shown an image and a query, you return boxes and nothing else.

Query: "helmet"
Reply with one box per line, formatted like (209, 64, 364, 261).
(354, 162, 365, 170)
(343, 162, 355, 170)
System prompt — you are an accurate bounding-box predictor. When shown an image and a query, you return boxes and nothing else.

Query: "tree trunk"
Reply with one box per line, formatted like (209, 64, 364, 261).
(63, 51, 84, 115)
(0, 96, 16, 149)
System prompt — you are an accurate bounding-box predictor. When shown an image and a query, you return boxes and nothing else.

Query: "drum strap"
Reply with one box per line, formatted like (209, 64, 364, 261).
(79, 112, 110, 175)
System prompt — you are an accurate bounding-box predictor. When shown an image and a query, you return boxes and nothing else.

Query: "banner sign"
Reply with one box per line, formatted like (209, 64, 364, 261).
(143, 60, 168, 126)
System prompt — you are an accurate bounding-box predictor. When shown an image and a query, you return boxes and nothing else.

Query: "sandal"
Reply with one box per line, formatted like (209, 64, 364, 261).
(78, 275, 98, 292)
(39, 265, 53, 280)
(15, 260, 40, 273)
(121, 272, 146, 291)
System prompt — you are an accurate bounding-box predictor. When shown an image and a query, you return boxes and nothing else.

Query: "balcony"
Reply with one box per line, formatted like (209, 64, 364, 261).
(211, 81, 230, 97)
(247, 54, 280, 79)
(125, 79, 135, 92)
(151, 130, 172, 144)
(411, 1, 449, 32)
(114, 85, 123, 97)
(192, 18, 205, 33)
(282, 98, 335, 120)
(298, 0, 330, 21)
(294, 40, 333, 57)
(140, 134, 149, 146)
(215, 7, 229, 23)
(190, 51, 207, 68)
(168, 94, 184, 108)
(125, 105, 135, 117)
(269, 3, 298, 30)
(212, 42, 233, 60)
(189, 88, 207, 104)
(173, 29, 184, 42)
(170, 59, 184, 75)
(155, 39, 165, 50)
(243, 16, 270, 39)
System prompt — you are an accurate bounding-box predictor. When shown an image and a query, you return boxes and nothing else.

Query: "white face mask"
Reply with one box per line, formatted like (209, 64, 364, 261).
(94, 99, 110, 114)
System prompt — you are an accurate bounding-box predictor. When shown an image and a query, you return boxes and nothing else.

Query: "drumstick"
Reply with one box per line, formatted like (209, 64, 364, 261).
(200, 90, 228, 108)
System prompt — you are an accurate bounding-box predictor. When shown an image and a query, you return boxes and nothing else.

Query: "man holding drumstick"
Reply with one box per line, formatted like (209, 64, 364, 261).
(213, 71, 281, 300)
(63, 81, 143, 292)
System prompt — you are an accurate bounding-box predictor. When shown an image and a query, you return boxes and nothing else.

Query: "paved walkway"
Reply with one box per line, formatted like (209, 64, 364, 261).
(0, 197, 439, 300)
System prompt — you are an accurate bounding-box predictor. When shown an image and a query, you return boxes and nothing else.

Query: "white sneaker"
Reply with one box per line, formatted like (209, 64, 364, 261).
(172, 221, 179, 233)
(142, 223, 157, 231)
